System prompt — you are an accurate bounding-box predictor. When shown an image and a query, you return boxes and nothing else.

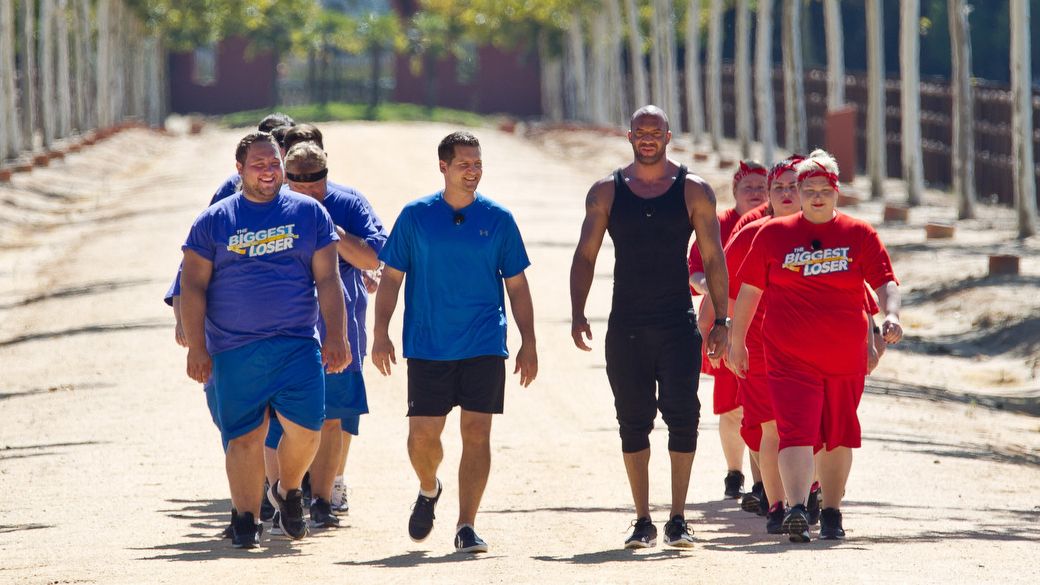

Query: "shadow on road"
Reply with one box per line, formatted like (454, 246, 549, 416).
(337, 550, 493, 568)
(0, 320, 167, 348)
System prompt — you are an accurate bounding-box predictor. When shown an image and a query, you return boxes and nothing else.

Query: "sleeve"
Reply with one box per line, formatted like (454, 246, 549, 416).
(210, 174, 239, 205)
(343, 195, 387, 255)
(498, 213, 531, 278)
(163, 265, 182, 306)
(182, 211, 217, 261)
(736, 226, 772, 291)
(858, 226, 898, 290)
(864, 285, 880, 316)
(314, 203, 339, 250)
(724, 226, 755, 299)
(378, 207, 413, 273)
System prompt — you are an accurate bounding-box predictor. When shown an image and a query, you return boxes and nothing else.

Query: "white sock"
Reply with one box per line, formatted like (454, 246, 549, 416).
(419, 479, 440, 498)
(334, 475, 344, 485)
(456, 523, 474, 532)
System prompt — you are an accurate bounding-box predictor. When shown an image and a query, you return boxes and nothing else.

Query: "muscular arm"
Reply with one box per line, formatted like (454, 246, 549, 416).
(505, 272, 538, 386)
(334, 225, 380, 270)
(569, 178, 613, 351)
(371, 266, 404, 375)
(180, 250, 213, 383)
(686, 176, 730, 358)
(313, 243, 350, 372)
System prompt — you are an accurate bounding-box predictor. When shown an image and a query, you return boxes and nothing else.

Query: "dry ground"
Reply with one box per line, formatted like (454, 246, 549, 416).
(0, 121, 1037, 585)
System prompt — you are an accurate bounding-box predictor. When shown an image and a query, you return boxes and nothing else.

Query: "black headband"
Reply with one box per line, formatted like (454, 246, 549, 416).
(285, 168, 328, 183)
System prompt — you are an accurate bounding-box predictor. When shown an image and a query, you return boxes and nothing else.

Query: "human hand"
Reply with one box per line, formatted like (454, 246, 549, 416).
(186, 346, 212, 383)
(322, 335, 351, 374)
(514, 343, 538, 387)
(175, 322, 188, 348)
(371, 333, 396, 375)
(571, 316, 593, 352)
(726, 342, 748, 379)
(882, 315, 903, 344)
(705, 324, 730, 368)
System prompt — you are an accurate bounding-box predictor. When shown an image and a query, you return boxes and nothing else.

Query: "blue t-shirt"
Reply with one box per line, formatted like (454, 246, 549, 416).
(182, 191, 339, 355)
(318, 185, 387, 371)
(211, 173, 241, 205)
(379, 192, 530, 360)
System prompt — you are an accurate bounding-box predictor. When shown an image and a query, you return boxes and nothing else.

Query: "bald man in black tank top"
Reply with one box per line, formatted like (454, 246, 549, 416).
(570, 106, 730, 549)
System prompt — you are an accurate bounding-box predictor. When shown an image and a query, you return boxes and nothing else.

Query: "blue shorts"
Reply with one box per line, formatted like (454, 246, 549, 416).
(203, 380, 228, 451)
(265, 371, 366, 448)
(212, 336, 325, 444)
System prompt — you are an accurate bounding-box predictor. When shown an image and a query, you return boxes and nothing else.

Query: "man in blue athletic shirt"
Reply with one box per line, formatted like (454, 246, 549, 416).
(372, 131, 538, 554)
(261, 142, 386, 529)
(180, 131, 349, 549)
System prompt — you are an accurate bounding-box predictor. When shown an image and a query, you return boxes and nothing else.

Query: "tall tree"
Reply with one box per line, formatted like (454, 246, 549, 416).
(706, 0, 723, 151)
(590, 10, 612, 125)
(754, 0, 776, 165)
(948, 0, 976, 219)
(650, 0, 665, 109)
(72, 0, 92, 132)
(23, 0, 37, 149)
(656, 0, 681, 132)
(56, 0, 73, 138)
(734, 0, 752, 158)
(866, 0, 885, 200)
(782, 0, 806, 153)
(564, 9, 588, 121)
(823, 0, 845, 109)
(624, 0, 648, 109)
(1010, 0, 1037, 237)
(605, 0, 627, 124)
(0, 0, 18, 159)
(538, 31, 564, 121)
(684, 0, 705, 144)
(40, 0, 56, 148)
(900, 0, 924, 206)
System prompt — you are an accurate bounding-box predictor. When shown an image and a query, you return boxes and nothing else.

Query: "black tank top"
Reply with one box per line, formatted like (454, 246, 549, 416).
(606, 165, 695, 327)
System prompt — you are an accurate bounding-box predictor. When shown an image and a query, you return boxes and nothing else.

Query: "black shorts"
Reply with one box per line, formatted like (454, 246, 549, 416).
(406, 356, 506, 417)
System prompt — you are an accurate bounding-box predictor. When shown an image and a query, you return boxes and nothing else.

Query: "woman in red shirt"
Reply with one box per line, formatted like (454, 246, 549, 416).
(689, 160, 768, 498)
(727, 150, 903, 542)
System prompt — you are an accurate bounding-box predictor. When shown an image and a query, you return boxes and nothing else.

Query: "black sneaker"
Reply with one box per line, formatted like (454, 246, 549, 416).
(782, 504, 811, 543)
(662, 515, 694, 548)
(741, 482, 764, 515)
(724, 470, 744, 499)
(268, 480, 308, 540)
(269, 511, 283, 536)
(454, 525, 489, 553)
(408, 479, 442, 542)
(819, 507, 846, 540)
(301, 472, 313, 508)
(807, 482, 822, 526)
(624, 517, 657, 549)
(260, 481, 276, 521)
(230, 510, 262, 549)
(309, 497, 341, 529)
(765, 501, 785, 534)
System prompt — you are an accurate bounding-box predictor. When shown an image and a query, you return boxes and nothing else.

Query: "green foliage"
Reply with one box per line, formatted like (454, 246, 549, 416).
(221, 101, 490, 127)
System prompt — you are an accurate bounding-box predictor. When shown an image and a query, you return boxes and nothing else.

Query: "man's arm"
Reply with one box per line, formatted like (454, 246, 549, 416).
(180, 250, 213, 383)
(371, 266, 404, 375)
(875, 280, 903, 344)
(334, 225, 380, 270)
(313, 242, 350, 373)
(687, 176, 730, 360)
(505, 272, 537, 387)
(569, 178, 613, 351)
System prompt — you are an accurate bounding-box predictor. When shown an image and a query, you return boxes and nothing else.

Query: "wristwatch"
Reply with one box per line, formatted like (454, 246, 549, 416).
(713, 317, 732, 328)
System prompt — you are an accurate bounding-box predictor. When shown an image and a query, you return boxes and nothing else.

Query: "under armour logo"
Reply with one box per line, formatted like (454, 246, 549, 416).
(479, 229, 489, 237)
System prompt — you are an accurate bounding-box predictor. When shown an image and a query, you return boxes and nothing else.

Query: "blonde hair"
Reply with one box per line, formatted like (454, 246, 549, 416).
(284, 141, 327, 174)
(795, 149, 839, 181)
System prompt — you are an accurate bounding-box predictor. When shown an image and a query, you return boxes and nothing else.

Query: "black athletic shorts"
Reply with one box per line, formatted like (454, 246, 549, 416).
(406, 355, 506, 417)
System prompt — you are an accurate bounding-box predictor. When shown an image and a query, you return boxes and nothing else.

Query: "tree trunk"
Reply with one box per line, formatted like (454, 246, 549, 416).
(684, 0, 704, 144)
(589, 11, 611, 125)
(660, 0, 681, 133)
(706, 0, 722, 151)
(649, 0, 664, 109)
(368, 42, 382, 111)
(900, 0, 924, 206)
(0, 0, 19, 159)
(734, 0, 752, 158)
(605, 0, 626, 125)
(866, 0, 885, 200)
(624, 0, 648, 110)
(823, 0, 845, 110)
(40, 0, 56, 148)
(538, 32, 564, 122)
(782, 0, 806, 153)
(564, 10, 587, 121)
(56, 0, 73, 138)
(96, 0, 110, 128)
(948, 0, 976, 219)
(76, 0, 92, 131)
(754, 0, 776, 165)
(145, 35, 162, 127)
(1010, 0, 1037, 237)
(22, 0, 37, 150)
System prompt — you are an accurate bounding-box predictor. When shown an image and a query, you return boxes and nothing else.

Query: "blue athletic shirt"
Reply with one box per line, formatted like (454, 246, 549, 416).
(379, 192, 530, 360)
(211, 173, 241, 204)
(183, 191, 339, 355)
(318, 185, 387, 371)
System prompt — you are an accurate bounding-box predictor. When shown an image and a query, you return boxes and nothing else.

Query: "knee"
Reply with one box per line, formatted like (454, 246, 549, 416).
(321, 419, 341, 432)
(460, 419, 492, 447)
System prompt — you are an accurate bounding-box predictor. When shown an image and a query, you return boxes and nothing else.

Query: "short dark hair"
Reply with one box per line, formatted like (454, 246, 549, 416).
(258, 112, 295, 133)
(438, 131, 480, 163)
(235, 131, 279, 164)
(270, 125, 292, 149)
(284, 124, 324, 151)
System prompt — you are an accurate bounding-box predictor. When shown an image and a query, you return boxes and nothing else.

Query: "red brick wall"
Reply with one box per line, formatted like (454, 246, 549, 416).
(168, 37, 278, 115)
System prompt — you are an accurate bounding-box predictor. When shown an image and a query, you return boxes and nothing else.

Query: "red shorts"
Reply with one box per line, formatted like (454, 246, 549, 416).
(737, 373, 773, 451)
(768, 368, 865, 451)
(712, 366, 740, 415)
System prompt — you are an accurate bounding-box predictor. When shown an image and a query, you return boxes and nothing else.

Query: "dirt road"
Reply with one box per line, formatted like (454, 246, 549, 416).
(0, 122, 1037, 584)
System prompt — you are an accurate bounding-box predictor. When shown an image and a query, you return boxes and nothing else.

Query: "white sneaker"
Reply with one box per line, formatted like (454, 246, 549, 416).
(331, 477, 350, 515)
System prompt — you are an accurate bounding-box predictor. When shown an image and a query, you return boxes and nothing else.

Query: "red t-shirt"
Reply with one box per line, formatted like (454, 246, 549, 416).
(728, 202, 770, 245)
(725, 216, 772, 367)
(737, 212, 897, 375)
(688, 207, 741, 276)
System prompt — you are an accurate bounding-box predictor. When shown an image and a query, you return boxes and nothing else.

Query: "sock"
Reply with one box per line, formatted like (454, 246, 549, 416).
(419, 479, 440, 498)
(456, 523, 474, 532)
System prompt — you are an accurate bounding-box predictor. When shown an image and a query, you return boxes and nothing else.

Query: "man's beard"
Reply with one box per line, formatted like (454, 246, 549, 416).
(633, 145, 666, 165)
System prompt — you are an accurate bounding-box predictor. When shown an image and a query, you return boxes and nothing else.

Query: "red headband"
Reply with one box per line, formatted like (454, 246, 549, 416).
(797, 161, 839, 191)
(767, 156, 804, 189)
(733, 161, 767, 188)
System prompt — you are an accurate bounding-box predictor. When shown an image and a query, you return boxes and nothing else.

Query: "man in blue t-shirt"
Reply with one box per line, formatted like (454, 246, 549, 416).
(180, 131, 349, 549)
(372, 131, 538, 554)
(262, 141, 386, 528)
(211, 113, 296, 204)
